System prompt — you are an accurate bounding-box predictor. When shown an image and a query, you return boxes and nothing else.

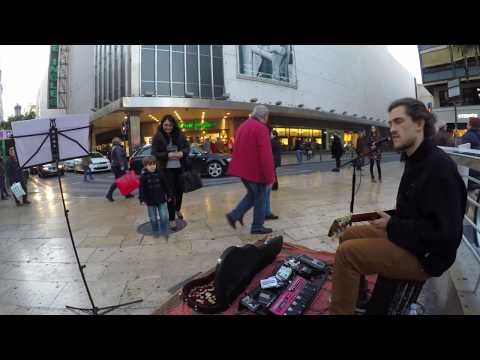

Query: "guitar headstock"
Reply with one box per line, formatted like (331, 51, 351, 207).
(328, 215, 352, 238)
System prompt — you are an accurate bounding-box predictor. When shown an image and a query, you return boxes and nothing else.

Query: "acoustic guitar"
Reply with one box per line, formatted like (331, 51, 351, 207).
(327, 211, 392, 238)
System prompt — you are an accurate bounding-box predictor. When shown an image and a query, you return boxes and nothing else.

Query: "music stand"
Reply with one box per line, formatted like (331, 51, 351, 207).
(11, 115, 142, 315)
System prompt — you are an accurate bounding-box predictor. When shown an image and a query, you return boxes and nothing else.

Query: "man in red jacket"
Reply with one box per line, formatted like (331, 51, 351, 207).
(226, 105, 275, 234)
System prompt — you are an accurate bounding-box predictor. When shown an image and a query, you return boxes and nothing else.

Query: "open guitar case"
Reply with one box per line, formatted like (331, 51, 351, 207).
(182, 236, 283, 314)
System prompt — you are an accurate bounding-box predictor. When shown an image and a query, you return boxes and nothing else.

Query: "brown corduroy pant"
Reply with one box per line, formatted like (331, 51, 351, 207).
(329, 224, 429, 315)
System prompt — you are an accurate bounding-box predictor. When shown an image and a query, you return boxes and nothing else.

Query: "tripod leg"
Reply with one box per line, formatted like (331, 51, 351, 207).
(96, 299, 144, 315)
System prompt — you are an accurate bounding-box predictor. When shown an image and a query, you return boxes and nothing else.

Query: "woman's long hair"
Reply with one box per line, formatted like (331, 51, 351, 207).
(158, 114, 181, 140)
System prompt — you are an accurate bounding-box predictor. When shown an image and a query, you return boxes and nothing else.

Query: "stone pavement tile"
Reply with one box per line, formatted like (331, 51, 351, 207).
(138, 242, 192, 260)
(284, 226, 322, 241)
(0, 238, 53, 262)
(50, 279, 127, 310)
(6, 305, 74, 315)
(191, 235, 244, 254)
(96, 262, 142, 283)
(20, 245, 96, 264)
(79, 235, 125, 248)
(102, 246, 142, 263)
(84, 225, 114, 237)
(0, 279, 67, 308)
(85, 247, 119, 263)
(1, 262, 57, 282)
(108, 225, 138, 237)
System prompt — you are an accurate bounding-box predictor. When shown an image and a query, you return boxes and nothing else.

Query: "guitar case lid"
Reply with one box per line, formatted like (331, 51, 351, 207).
(182, 236, 283, 314)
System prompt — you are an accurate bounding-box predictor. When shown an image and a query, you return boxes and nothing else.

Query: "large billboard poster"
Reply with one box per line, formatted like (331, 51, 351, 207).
(238, 45, 296, 85)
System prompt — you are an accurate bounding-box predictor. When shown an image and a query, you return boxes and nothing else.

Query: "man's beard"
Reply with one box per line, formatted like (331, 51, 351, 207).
(393, 137, 416, 153)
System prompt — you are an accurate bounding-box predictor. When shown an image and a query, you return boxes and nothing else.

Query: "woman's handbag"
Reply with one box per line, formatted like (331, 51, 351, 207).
(115, 170, 140, 196)
(182, 170, 203, 193)
(10, 182, 26, 198)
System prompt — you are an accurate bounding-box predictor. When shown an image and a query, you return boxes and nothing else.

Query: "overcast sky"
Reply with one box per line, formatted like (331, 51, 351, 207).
(0, 45, 422, 121)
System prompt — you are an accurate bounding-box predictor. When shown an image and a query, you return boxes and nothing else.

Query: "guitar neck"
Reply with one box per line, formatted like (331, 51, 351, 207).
(351, 212, 381, 223)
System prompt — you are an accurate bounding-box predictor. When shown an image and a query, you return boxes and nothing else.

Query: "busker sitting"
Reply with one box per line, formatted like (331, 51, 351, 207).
(329, 98, 467, 315)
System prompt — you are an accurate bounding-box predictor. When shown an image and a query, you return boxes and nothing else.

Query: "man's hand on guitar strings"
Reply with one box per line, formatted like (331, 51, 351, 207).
(368, 210, 391, 231)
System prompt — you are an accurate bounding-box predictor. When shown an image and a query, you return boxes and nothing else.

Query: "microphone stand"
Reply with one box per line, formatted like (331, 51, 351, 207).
(337, 144, 384, 214)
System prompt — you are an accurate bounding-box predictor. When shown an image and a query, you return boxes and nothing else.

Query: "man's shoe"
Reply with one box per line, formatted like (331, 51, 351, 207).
(265, 214, 279, 220)
(251, 227, 273, 235)
(106, 195, 114, 202)
(371, 177, 377, 183)
(23, 200, 31, 205)
(170, 220, 177, 231)
(332, 168, 340, 172)
(125, 194, 134, 199)
(15, 202, 22, 207)
(176, 211, 184, 220)
(226, 213, 236, 229)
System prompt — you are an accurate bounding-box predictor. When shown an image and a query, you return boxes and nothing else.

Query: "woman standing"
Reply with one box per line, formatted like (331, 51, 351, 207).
(367, 126, 382, 183)
(151, 115, 190, 230)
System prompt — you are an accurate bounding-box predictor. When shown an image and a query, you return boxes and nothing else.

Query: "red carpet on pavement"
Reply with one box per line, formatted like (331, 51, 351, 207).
(153, 242, 376, 315)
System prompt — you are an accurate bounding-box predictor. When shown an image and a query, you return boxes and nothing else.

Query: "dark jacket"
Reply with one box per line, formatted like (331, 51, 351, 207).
(461, 128, 480, 149)
(6, 155, 24, 184)
(139, 170, 172, 206)
(151, 130, 190, 170)
(0, 158, 5, 177)
(271, 136, 282, 168)
(386, 139, 467, 277)
(331, 136, 343, 158)
(111, 144, 128, 168)
(367, 135, 382, 160)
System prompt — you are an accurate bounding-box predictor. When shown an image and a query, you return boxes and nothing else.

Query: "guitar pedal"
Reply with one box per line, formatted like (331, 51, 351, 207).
(297, 255, 327, 272)
(275, 264, 293, 282)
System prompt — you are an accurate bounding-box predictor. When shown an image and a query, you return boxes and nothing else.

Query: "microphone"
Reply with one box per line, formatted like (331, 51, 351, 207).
(372, 136, 391, 146)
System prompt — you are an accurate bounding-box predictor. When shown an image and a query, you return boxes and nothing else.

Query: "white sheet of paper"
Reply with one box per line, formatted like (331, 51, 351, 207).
(11, 114, 90, 168)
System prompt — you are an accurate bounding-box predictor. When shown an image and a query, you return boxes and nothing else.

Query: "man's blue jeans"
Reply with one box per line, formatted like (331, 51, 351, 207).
(229, 179, 267, 232)
(265, 184, 273, 217)
(147, 203, 169, 234)
(296, 150, 303, 163)
(83, 167, 94, 181)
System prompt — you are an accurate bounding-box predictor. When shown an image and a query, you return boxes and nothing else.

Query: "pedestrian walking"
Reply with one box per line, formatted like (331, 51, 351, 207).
(81, 156, 94, 182)
(139, 156, 171, 238)
(265, 128, 281, 220)
(203, 138, 211, 153)
(151, 114, 190, 231)
(354, 131, 367, 170)
(433, 121, 453, 147)
(0, 155, 10, 200)
(367, 126, 382, 182)
(106, 137, 134, 201)
(295, 139, 303, 163)
(331, 134, 344, 172)
(6, 147, 30, 206)
(461, 117, 480, 190)
(226, 105, 275, 235)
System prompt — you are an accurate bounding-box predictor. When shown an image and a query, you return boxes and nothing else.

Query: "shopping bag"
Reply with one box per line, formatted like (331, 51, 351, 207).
(10, 182, 26, 198)
(115, 170, 140, 196)
(182, 170, 203, 193)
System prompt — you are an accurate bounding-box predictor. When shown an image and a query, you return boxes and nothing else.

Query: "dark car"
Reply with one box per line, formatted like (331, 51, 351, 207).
(129, 144, 231, 178)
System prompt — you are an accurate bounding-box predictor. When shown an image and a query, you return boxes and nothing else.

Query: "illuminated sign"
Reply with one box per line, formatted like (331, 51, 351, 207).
(458, 113, 478, 119)
(48, 45, 60, 109)
(179, 121, 215, 130)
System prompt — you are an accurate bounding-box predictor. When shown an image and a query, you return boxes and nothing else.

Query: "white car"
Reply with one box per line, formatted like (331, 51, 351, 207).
(74, 152, 111, 173)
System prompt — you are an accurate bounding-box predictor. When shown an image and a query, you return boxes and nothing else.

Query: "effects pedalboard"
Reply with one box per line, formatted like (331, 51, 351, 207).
(240, 255, 329, 315)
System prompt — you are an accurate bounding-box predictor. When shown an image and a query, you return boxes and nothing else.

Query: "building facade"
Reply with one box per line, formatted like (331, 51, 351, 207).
(38, 45, 417, 154)
(0, 69, 3, 122)
(419, 45, 480, 138)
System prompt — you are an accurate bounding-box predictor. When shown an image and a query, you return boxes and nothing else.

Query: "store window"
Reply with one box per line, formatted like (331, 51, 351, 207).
(140, 45, 224, 99)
